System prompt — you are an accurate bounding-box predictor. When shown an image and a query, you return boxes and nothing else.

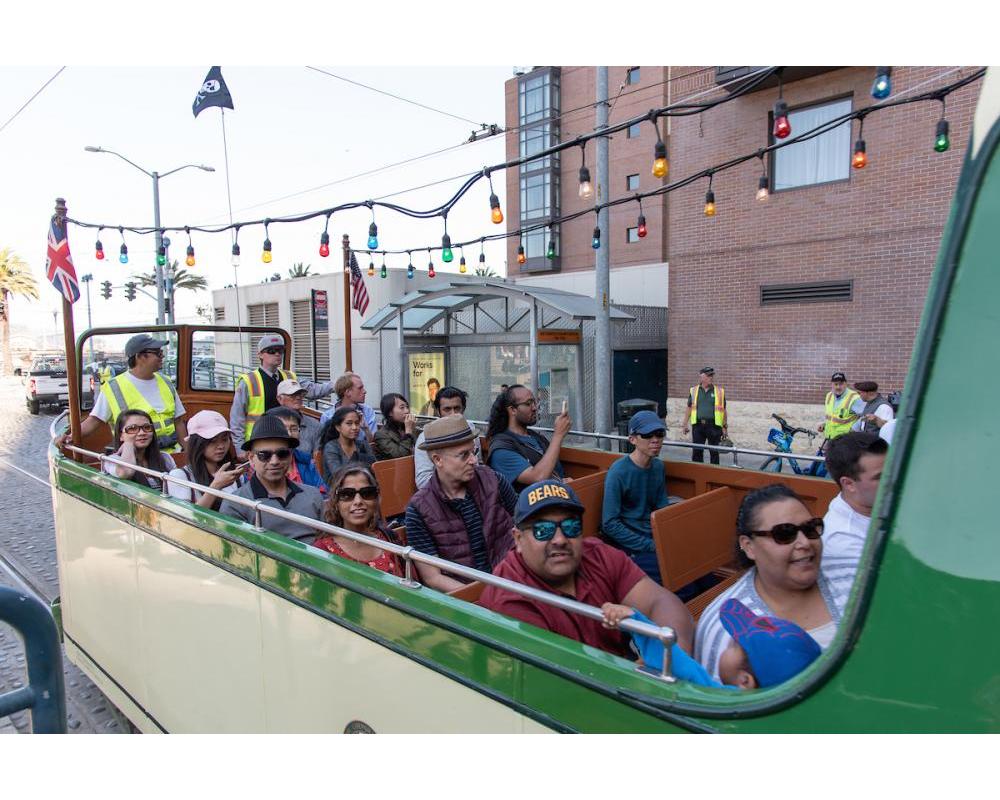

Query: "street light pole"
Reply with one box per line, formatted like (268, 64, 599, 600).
(152, 172, 164, 325)
(80, 274, 95, 362)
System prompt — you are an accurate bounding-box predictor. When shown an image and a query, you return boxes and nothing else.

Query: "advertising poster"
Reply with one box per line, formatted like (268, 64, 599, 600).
(408, 352, 446, 418)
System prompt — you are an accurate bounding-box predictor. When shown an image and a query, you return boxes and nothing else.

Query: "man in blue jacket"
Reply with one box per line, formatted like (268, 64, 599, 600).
(601, 410, 671, 583)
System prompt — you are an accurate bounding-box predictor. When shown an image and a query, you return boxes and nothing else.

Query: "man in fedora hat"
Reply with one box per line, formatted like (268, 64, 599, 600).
(219, 414, 324, 542)
(405, 415, 518, 593)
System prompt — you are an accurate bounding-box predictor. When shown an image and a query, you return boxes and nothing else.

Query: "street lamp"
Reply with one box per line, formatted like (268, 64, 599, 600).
(84, 146, 214, 325)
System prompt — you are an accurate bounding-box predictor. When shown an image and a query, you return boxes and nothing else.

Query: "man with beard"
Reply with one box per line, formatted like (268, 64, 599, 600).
(486, 384, 570, 493)
(480, 480, 694, 656)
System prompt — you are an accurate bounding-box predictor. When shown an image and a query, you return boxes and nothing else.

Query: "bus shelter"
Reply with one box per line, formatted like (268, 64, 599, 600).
(362, 279, 634, 427)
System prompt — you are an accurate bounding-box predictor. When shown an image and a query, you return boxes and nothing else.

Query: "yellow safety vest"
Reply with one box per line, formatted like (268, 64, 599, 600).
(100, 372, 179, 452)
(98, 365, 113, 384)
(824, 390, 861, 440)
(689, 385, 726, 426)
(237, 367, 298, 438)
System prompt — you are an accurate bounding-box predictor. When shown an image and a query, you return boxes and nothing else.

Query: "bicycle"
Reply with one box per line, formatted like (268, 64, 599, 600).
(759, 413, 828, 477)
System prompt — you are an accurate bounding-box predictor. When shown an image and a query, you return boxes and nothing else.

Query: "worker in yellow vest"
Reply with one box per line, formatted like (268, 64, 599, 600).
(229, 333, 336, 453)
(682, 366, 728, 464)
(97, 360, 114, 385)
(60, 334, 188, 453)
(818, 371, 861, 448)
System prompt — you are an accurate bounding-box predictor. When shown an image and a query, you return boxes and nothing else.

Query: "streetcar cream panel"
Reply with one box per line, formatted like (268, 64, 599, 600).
(259, 590, 554, 733)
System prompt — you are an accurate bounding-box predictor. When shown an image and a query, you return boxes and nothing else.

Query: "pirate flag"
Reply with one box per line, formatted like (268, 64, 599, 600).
(192, 66, 235, 117)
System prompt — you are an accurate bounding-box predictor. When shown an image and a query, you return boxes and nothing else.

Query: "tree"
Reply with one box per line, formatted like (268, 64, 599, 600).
(473, 265, 498, 277)
(288, 262, 312, 278)
(0, 248, 40, 376)
(132, 260, 208, 294)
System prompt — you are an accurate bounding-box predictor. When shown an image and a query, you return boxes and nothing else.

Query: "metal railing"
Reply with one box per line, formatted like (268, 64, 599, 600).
(48, 424, 679, 683)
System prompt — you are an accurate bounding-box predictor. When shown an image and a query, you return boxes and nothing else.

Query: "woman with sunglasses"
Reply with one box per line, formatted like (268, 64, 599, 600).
(694, 483, 859, 682)
(318, 405, 375, 484)
(313, 466, 402, 576)
(167, 410, 248, 510)
(102, 408, 176, 490)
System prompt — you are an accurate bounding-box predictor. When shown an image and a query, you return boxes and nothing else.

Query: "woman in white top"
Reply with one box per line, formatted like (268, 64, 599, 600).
(103, 409, 176, 490)
(695, 484, 859, 682)
(167, 410, 247, 510)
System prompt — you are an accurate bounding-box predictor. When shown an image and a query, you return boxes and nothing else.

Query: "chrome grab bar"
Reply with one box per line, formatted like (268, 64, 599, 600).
(54, 441, 680, 684)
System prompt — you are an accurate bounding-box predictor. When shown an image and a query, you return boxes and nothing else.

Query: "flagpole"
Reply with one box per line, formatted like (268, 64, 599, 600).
(220, 106, 244, 353)
(342, 234, 352, 372)
(54, 198, 82, 460)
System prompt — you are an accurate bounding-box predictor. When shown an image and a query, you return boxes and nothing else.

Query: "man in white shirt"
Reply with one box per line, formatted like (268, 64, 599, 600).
(822, 432, 889, 562)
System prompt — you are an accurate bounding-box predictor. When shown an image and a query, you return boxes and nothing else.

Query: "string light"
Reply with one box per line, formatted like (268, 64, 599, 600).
(427, 249, 436, 278)
(441, 217, 453, 262)
(546, 226, 557, 259)
(479, 240, 487, 272)
(852, 117, 867, 170)
(756, 153, 769, 201)
(652, 117, 668, 178)
(367, 221, 379, 250)
(367, 257, 375, 277)
(262, 221, 272, 263)
(459, 245, 467, 274)
(118, 227, 128, 264)
(872, 67, 892, 100)
(380, 254, 387, 279)
(591, 225, 601, 250)
(407, 252, 414, 280)
(704, 174, 716, 217)
(231, 227, 241, 267)
(488, 171, 503, 224)
(934, 98, 950, 152)
(578, 144, 593, 199)
(94, 228, 104, 260)
(772, 73, 791, 140)
(185, 228, 196, 267)
(517, 242, 526, 265)
(319, 213, 331, 257)
(636, 197, 647, 237)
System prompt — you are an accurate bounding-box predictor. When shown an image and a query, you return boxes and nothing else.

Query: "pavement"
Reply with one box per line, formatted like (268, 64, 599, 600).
(0, 375, 128, 734)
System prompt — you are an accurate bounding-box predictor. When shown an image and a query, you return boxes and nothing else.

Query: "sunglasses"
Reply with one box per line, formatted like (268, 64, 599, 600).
(528, 517, 584, 542)
(253, 448, 292, 462)
(637, 429, 666, 439)
(141, 349, 164, 358)
(335, 486, 379, 502)
(262, 347, 285, 355)
(123, 423, 154, 434)
(747, 517, 824, 545)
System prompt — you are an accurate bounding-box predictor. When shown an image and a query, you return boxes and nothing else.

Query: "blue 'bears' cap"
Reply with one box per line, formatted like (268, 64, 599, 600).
(514, 480, 584, 525)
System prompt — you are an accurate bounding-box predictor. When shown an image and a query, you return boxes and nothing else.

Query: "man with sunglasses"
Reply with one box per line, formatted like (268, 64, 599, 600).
(480, 479, 694, 656)
(219, 415, 324, 542)
(63, 334, 188, 453)
(229, 334, 336, 453)
(601, 411, 672, 583)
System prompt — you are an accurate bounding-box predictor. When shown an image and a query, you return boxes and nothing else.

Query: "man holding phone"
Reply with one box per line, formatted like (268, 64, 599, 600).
(487, 384, 571, 493)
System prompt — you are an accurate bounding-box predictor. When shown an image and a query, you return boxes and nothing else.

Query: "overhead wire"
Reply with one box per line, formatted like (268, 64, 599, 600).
(0, 66, 66, 136)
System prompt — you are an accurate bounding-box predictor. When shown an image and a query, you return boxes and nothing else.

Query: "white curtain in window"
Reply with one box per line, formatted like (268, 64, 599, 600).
(773, 99, 851, 190)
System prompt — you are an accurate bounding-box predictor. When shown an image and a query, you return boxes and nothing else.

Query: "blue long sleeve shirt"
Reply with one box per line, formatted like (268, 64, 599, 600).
(601, 456, 670, 553)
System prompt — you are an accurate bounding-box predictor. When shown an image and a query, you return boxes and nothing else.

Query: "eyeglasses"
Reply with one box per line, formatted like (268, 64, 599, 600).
(253, 448, 292, 462)
(512, 398, 538, 409)
(123, 423, 154, 434)
(440, 448, 477, 462)
(262, 347, 284, 355)
(140, 349, 163, 358)
(335, 486, 379, 502)
(747, 517, 824, 545)
(638, 429, 666, 440)
(528, 517, 584, 542)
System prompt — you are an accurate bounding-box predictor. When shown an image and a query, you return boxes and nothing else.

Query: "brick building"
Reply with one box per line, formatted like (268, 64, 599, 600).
(667, 66, 981, 403)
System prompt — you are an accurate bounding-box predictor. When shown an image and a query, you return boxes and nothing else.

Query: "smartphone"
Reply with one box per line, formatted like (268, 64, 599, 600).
(561, 400, 568, 414)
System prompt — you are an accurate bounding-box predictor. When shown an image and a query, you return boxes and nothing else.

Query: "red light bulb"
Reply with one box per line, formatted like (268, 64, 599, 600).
(773, 100, 791, 140)
(637, 214, 647, 238)
(852, 139, 867, 170)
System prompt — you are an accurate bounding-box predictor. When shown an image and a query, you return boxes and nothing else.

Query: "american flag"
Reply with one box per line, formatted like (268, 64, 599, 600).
(349, 251, 370, 316)
(46, 214, 80, 304)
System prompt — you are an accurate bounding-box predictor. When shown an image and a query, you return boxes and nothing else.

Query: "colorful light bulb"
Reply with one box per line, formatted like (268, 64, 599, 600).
(459, 255, 467, 274)
(578, 166, 593, 199)
(156, 245, 167, 267)
(546, 238, 556, 259)
(871, 67, 892, 100)
(368, 260, 375, 277)
(319, 231, 330, 257)
(262, 239, 273, 263)
(591, 226, 601, 249)
(186, 244, 196, 267)
(428, 257, 436, 278)
(119, 243, 129, 264)
(380, 261, 387, 279)
(95, 239, 104, 260)
(479, 251, 486, 271)
(637, 214, 647, 238)
(517, 245, 526, 265)
(652, 140, 668, 178)
(441, 233, 453, 262)
(231, 242, 241, 267)
(367, 222, 378, 250)
(704, 190, 716, 217)
(756, 175, 770, 201)
(934, 119, 951, 152)
(852, 139, 868, 169)
(407, 260, 414, 279)
(490, 193, 503, 224)
(773, 100, 791, 139)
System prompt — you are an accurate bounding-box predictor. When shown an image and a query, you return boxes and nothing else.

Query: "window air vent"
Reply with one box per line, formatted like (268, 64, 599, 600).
(760, 280, 853, 305)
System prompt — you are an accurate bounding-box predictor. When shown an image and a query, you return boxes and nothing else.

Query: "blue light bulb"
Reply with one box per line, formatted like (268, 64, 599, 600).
(591, 226, 601, 250)
(367, 222, 378, 250)
(119, 244, 129, 264)
(871, 67, 892, 100)
(407, 262, 414, 279)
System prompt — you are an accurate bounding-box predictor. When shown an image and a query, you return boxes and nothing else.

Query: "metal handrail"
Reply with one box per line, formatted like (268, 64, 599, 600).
(50, 439, 678, 683)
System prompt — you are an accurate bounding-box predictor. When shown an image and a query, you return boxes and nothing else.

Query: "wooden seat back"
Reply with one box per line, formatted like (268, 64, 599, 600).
(558, 447, 619, 479)
(651, 486, 741, 592)
(568, 471, 608, 538)
(372, 455, 417, 519)
(447, 581, 485, 603)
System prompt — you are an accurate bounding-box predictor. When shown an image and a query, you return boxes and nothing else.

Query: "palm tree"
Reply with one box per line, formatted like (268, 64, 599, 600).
(0, 248, 40, 376)
(473, 265, 498, 277)
(288, 262, 312, 278)
(132, 260, 208, 293)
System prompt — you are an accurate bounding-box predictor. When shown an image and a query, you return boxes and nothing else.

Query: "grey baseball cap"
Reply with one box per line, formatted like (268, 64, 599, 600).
(125, 334, 168, 358)
(257, 333, 285, 352)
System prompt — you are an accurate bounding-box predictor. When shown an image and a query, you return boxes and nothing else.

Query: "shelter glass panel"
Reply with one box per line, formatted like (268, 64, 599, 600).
(449, 344, 530, 423)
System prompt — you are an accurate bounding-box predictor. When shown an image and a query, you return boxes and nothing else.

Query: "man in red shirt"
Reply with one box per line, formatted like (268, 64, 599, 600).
(479, 480, 694, 656)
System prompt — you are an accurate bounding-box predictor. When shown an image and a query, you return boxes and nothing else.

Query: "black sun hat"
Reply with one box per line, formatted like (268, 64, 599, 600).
(242, 414, 300, 451)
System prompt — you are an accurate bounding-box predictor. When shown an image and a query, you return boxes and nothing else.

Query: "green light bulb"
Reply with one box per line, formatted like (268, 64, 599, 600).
(934, 119, 950, 153)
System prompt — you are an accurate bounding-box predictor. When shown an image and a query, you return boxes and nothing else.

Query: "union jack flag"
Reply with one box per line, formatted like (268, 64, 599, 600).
(349, 251, 369, 316)
(46, 214, 80, 304)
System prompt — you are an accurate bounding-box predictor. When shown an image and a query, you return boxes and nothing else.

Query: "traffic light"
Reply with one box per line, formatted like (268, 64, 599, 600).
(100, 281, 112, 299)
(125, 282, 137, 302)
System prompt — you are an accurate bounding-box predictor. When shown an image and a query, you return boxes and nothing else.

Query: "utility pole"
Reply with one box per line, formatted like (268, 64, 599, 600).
(594, 66, 611, 448)
(80, 274, 95, 363)
(152, 171, 165, 325)
(162, 236, 174, 324)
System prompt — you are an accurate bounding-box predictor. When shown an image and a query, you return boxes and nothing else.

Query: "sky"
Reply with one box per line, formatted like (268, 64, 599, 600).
(0, 64, 513, 340)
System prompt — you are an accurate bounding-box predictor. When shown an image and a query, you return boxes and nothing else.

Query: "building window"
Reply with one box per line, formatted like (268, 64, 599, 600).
(626, 173, 640, 191)
(627, 122, 641, 139)
(627, 67, 640, 85)
(518, 68, 561, 270)
(626, 227, 640, 243)
(772, 97, 852, 191)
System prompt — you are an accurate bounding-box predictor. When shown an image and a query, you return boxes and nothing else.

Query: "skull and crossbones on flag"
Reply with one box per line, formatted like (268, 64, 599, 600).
(192, 66, 235, 117)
